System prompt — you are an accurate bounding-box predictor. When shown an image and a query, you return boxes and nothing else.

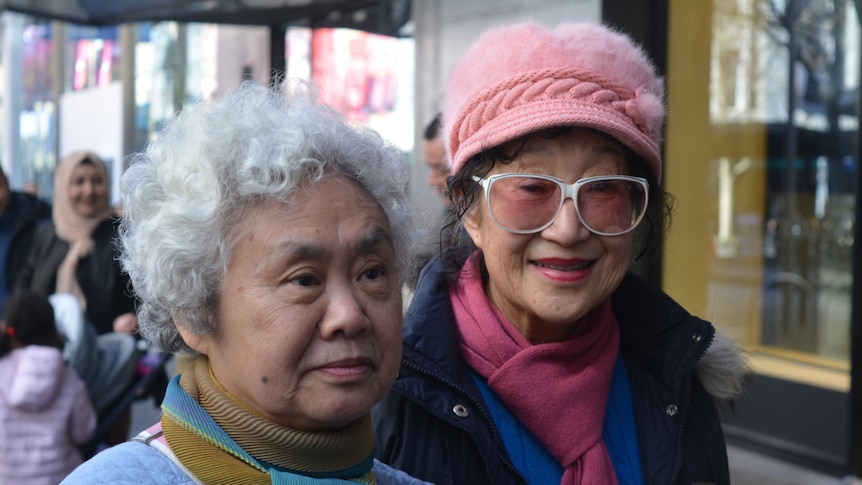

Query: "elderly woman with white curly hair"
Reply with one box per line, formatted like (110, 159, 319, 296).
(62, 82, 429, 485)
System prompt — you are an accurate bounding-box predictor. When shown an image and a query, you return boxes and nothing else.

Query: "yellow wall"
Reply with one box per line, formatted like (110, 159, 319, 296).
(663, 1, 715, 315)
(664, 1, 767, 344)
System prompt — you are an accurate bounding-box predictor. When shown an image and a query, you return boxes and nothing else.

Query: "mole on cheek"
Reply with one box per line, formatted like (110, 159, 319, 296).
(261, 376, 268, 383)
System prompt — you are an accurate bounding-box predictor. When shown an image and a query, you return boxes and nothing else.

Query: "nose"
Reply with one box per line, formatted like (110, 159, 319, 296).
(82, 180, 97, 197)
(317, 282, 369, 339)
(540, 198, 591, 245)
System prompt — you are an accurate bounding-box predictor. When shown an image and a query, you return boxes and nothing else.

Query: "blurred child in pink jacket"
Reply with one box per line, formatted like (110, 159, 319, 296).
(0, 290, 96, 484)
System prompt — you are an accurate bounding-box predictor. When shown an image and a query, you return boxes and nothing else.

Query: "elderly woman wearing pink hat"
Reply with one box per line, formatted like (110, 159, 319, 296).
(373, 21, 747, 485)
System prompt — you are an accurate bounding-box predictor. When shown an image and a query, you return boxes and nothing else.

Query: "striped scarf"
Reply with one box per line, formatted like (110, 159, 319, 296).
(160, 356, 376, 484)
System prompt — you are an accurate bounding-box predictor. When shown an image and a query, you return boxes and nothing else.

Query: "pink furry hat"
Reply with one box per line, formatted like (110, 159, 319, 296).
(443, 21, 665, 181)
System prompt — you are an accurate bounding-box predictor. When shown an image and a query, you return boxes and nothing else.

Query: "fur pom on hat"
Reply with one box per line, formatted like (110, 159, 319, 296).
(443, 21, 666, 181)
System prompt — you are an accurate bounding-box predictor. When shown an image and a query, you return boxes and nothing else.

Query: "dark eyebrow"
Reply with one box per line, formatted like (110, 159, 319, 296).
(254, 241, 327, 274)
(592, 141, 626, 158)
(521, 143, 551, 156)
(283, 243, 328, 260)
(355, 226, 394, 255)
(260, 225, 393, 267)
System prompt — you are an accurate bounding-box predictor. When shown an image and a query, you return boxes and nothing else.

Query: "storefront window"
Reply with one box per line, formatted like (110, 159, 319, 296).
(134, 22, 271, 152)
(17, 17, 55, 198)
(133, 21, 185, 152)
(65, 24, 120, 92)
(4, 16, 414, 204)
(4, 13, 120, 200)
(286, 26, 415, 152)
(665, 0, 857, 390)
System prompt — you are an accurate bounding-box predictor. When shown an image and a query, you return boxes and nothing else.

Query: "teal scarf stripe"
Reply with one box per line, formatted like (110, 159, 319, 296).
(267, 456, 376, 482)
(267, 470, 375, 485)
(161, 375, 267, 473)
(161, 375, 375, 484)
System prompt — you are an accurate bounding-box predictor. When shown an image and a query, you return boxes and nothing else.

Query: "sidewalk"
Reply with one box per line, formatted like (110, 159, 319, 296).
(729, 444, 854, 485)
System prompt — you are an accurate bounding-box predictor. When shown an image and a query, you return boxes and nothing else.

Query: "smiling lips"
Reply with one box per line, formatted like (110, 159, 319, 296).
(533, 258, 595, 282)
(534, 258, 594, 271)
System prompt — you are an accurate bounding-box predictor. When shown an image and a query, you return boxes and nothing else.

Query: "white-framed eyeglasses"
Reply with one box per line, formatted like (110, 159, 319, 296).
(471, 174, 649, 236)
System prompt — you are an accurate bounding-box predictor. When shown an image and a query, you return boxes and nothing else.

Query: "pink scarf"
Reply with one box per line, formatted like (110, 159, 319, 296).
(450, 253, 620, 485)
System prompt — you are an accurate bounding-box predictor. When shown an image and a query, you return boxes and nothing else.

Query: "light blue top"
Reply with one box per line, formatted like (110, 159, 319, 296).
(61, 436, 429, 485)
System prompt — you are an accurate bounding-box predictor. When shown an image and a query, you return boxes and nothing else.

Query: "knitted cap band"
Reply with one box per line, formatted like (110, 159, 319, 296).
(449, 66, 663, 180)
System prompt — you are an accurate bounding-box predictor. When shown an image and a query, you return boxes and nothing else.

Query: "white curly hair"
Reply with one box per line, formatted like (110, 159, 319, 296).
(119, 81, 414, 353)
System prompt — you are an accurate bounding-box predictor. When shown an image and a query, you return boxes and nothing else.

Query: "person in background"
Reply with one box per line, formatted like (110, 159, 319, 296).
(423, 112, 449, 202)
(16, 151, 139, 445)
(16, 151, 137, 336)
(0, 167, 51, 316)
(407, 113, 457, 291)
(373, 21, 748, 485)
(62, 82, 428, 484)
(0, 290, 97, 485)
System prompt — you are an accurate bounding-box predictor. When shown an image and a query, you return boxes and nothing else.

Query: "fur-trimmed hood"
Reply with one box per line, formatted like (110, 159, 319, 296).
(696, 331, 749, 400)
(610, 271, 750, 403)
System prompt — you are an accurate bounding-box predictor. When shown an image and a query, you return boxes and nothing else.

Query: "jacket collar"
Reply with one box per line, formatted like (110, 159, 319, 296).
(402, 253, 466, 380)
(611, 272, 715, 390)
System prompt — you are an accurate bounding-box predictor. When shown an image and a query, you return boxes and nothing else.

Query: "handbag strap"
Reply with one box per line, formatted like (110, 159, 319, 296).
(131, 422, 202, 484)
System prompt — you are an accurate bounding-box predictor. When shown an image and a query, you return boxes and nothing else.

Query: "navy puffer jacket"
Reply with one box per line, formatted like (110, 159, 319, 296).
(3, 191, 50, 291)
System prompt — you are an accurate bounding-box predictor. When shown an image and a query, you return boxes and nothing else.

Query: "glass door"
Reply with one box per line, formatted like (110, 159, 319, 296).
(664, 0, 858, 471)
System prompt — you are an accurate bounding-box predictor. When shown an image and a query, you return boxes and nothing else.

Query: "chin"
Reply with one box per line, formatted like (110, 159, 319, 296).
(314, 408, 369, 430)
(323, 394, 377, 422)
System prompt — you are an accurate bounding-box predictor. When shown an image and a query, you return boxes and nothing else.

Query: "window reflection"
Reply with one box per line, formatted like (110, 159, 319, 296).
(708, 0, 857, 367)
(19, 20, 56, 200)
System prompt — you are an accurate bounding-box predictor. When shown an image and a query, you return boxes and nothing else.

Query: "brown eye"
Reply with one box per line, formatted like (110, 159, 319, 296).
(294, 275, 317, 287)
(361, 266, 384, 280)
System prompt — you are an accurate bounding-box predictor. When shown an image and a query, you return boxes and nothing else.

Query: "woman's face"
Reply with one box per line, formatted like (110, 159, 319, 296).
(68, 162, 108, 218)
(463, 128, 635, 344)
(182, 174, 403, 431)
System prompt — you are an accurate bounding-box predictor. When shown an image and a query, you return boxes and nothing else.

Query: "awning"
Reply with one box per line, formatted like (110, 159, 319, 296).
(0, 0, 411, 36)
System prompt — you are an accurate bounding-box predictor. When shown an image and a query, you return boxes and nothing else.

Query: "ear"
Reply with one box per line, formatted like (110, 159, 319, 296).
(175, 322, 210, 355)
(462, 207, 484, 250)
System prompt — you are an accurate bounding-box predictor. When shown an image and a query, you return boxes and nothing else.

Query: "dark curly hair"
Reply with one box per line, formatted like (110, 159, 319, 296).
(0, 290, 64, 358)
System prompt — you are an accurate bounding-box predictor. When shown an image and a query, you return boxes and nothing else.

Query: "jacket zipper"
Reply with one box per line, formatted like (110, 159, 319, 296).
(669, 328, 715, 484)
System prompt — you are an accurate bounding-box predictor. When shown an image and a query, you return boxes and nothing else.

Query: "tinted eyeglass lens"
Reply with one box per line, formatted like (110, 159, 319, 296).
(487, 176, 646, 235)
(576, 178, 646, 235)
(487, 176, 561, 232)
